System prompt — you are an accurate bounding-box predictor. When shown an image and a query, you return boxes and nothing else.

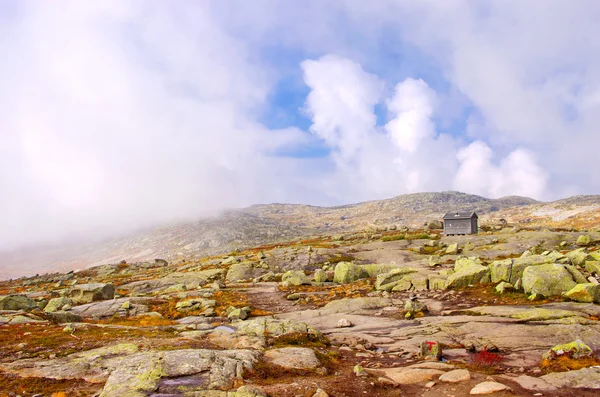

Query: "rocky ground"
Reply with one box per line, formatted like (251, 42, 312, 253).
(2, 224, 600, 396)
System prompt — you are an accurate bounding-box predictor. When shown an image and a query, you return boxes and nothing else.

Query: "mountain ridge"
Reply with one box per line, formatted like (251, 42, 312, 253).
(1, 191, 598, 280)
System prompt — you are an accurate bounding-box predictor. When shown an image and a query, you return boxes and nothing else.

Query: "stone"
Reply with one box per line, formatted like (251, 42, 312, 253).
(375, 268, 417, 291)
(45, 310, 82, 324)
(354, 364, 368, 377)
(236, 385, 267, 397)
(312, 389, 329, 397)
(313, 269, 328, 283)
(577, 234, 591, 246)
(445, 243, 459, 255)
(404, 300, 428, 313)
(429, 255, 442, 267)
(489, 259, 513, 283)
(495, 282, 513, 294)
(235, 318, 321, 338)
(322, 297, 392, 314)
(511, 375, 557, 392)
(44, 297, 73, 313)
(264, 347, 320, 370)
(566, 248, 592, 266)
(281, 270, 311, 286)
(540, 366, 600, 389)
(333, 262, 368, 284)
(380, 368, 444, 384)
(420, 341, 442, 360)
(542, 339, 593, 360)
(470, 381, 512, 395)
(522, 264, 577, 297)
(564, 283, 600, 303)
(0, 295, 38, 311)
(336, 318, 353, 328)
(176, 298, 216, 314)
(445, 261, 490, 289)
(403, 273, 429, 291)
(428, 274, 448, 290)
(564, 265, 588, 284)
(69, 283, 115, 304)
(439, 369, 471, 383)
(391, 279, 413, 292)
(227, 308, 250, 321)
(585, 260, 600, 274)
(226, 263, 266, 283)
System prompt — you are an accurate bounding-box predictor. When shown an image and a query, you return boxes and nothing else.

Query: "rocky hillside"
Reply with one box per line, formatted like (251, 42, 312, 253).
(3, 191, 600, 280)
(2, 222, 600, 396)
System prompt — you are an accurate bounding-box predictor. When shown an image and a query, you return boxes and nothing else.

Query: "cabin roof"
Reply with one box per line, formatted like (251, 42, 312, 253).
(442, 211, 478, 220)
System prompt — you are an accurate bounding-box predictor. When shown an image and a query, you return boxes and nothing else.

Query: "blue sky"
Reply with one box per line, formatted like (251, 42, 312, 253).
(2, 0, 600, 250)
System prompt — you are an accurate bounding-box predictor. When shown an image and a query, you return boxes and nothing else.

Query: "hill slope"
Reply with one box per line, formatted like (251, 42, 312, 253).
(3, 191, 600, 279)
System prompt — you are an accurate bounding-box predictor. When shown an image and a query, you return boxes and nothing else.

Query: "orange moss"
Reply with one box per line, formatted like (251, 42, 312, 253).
(540, 356, 600, 372)
(0, 372, 100, 397)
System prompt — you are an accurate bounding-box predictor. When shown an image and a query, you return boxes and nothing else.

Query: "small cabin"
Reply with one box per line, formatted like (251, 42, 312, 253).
(443, 211, 478, 236)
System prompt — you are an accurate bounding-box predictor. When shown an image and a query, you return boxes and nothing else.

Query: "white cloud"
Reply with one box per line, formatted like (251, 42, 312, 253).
(2, 0, 596, 255)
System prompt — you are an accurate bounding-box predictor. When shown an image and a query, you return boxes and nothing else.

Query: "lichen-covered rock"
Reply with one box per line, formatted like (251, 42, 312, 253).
(375, 268, 417, 291)
(542, 339, 593, 361)
(540, 366, 600, 389)
(44, 297, 73, 313)
(585, 260, 600, 274)
(564, 283, 600, 303)
(69, 283, 115, 304)
(564, 265, 588, 284)
(495, 282, 513, 294)
(402, 273, 429, 291)
(509, 255, 555, 284)
(333, 262, 368, 284)
(420, 340, 442, 360)
(313, 269, 328, 283)
(445, 243, 459, 255)
(322, 297, 391, 314)
(489, 259, 513, 283)
(45, 310, 82, 324)
(264, 347, 320, 370)
(566, 248, 593, 266)
(576, 235, 591, 246)
(522, 264, 577, 297)
(176, 298, 216, 314)
(281, 270, 311, 287)
(0, 295, 38, 311)
(235, 318, 321, 338)
(445, 261, 490, 289)
(428, 274, 448, 290)
(226, 263, 266, 283)
(429, 255, 442, 267)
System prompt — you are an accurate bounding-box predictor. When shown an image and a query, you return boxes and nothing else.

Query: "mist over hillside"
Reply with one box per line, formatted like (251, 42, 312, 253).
(2, 191, 599, 280)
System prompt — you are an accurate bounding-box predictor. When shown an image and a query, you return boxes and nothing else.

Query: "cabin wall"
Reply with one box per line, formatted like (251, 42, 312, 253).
(443, 219, 472, 235)
(471, 217, 479, 234)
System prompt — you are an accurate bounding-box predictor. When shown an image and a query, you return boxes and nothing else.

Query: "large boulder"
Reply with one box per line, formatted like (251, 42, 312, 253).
(564, 283, 600, 303)
(226, 263, 266, 283)
(489, 259, 513, 283)
(509, 255, 555, 284)
(374, 268, 417, 291)
(522, 264, 577, 297)
(576, 235, 591, 246)
(566, 248, 593, 267)
(444, 258, 490, 289)
(0, 295, 38, 311)
(333, 262, 368, 284)
(281, 270, 311, 286)
(44, 297, 74, 313)
(264, 347, 320, 370)
(69, 283, 115, 304)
